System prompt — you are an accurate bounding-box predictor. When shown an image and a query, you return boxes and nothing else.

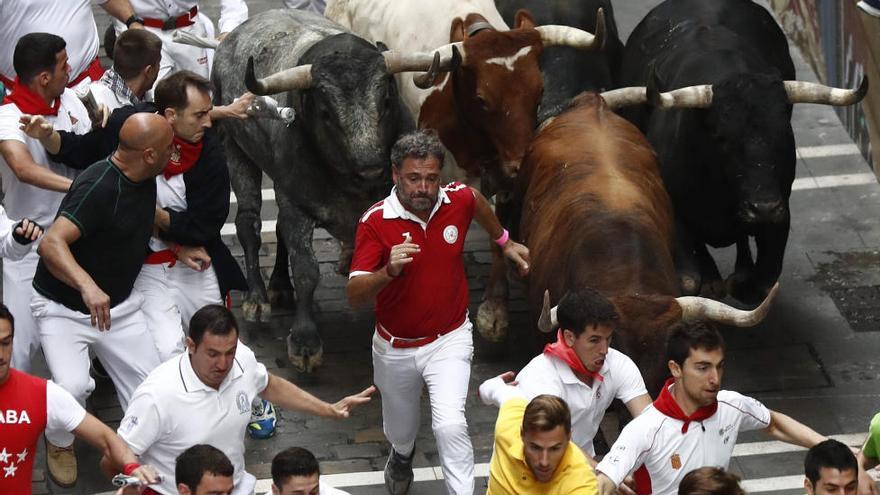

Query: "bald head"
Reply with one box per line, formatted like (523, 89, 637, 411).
(114, 113, 173, 181)
(119, 113, 172, 152)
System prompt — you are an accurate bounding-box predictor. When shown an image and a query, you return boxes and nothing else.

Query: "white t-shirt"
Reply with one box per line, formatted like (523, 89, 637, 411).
(89, 82, 132, 114)
(515, 349, 647, 457)
(0, 89, 91, 227)
(596, 390, 771, 495)
(46, 380, 87, 435)
(118, 342, 269, 495)
(0, 0, 102, 82)
(0, 205, 33, 262)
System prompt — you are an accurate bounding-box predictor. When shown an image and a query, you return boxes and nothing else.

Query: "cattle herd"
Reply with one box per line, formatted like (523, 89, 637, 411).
(192, 0, 867, 385)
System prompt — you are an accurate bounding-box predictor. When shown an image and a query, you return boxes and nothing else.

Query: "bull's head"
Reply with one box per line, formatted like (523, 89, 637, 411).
(244, 34, 446, 184)
(647, 72, 868, 227)
(417, 9, 606, 180)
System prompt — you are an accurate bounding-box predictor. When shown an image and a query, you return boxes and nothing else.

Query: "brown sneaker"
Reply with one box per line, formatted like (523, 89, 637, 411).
(46, 441, 77, 487)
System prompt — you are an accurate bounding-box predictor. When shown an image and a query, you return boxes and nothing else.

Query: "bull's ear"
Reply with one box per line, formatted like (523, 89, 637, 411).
(450, 17, 466, 43)
(376, 41, 389, 53)
(515, 9, 536, 30)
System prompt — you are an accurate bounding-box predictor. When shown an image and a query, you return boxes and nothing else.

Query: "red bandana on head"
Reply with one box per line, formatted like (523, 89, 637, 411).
(652, 377, 718, 433)
(2, 77, 60, 116)
(543, 329, 604, 383)
(163, 136, 202, 179)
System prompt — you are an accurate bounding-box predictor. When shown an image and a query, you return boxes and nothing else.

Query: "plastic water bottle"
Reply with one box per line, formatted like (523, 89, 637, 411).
(247, 96, 295, 126)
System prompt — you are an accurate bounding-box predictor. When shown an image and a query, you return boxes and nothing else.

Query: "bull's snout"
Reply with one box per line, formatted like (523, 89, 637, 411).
(502, 159, 521, 178)
(738, 199, 788, 224)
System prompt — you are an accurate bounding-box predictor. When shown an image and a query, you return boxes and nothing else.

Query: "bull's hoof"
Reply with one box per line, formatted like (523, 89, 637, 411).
(699, 278, 727, 300)
(726, 274, 770, 306)
(268, 288, 296, 309)
(476, 299, 509, 342)
(287, 333, 324, 373)
(680, 275, 700, 296)
(242, 301, 262, 322)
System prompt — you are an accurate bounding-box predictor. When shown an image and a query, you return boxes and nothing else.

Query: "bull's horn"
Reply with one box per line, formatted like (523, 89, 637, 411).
(784, 76, 869, 106)
(600, 86, 648, 109)
(384, 46, 462, 89)
(536, 8, 605, 50)
(537, 290, 559, 333)
(676, 282, 780, 327)
(649, 84, 713, 109)
(245, 56, 313, 95)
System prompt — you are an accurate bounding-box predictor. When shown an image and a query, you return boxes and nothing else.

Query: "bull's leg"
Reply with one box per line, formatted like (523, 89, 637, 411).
(268, 232, 295, 308)
(228, 142, 272, 323)
(725, 237, 755, 300)
(476, 191, 512, 342)
(276, 194, 323, 372)
(673, 219, 702, 295)
(731, 222, 789, 305)
(695, 243, 726, 299)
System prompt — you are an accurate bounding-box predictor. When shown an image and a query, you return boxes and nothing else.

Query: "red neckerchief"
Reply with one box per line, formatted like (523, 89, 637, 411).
(652, 377, 718, 433)
(543, 329, 604, 383)
(2, 77, 60, 116)
(164, 136, 202, 179)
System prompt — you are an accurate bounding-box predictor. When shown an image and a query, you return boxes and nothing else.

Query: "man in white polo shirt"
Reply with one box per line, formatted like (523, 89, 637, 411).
(595, 321, 828, 495)
(106, 305, 375, 495)
(513, 287, 651, 464)
(0, 33, 91, 374)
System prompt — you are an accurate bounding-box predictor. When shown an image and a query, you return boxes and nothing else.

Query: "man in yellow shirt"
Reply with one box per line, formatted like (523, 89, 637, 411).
(480, 372, 598, 494)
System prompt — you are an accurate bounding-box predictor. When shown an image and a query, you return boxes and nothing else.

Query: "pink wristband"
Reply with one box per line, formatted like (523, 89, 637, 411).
(494, 229, 509, 247)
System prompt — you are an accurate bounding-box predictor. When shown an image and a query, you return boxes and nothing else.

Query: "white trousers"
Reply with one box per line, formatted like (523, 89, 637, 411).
(372, 320, 475, 495)
(6, 250, 39, 373)
(134, 262, 221, 361)
(31, 289, 160, 447)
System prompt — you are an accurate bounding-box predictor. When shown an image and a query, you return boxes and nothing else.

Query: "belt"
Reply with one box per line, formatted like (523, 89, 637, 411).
(376, 320, 461, 349)
(144, 249, 177, 266)
(142, 5, 198, 30)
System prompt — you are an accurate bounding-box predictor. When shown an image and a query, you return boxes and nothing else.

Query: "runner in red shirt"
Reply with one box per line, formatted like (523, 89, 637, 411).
(347, 130, 529, 495)
(0, 303, 158, 493)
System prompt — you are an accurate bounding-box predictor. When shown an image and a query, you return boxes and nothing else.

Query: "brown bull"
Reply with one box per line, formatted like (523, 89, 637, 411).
(521, 92, 776, 394)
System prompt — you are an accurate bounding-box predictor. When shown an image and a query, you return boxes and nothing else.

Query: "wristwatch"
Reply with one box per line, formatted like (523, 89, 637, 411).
(124, 14, 145, 27)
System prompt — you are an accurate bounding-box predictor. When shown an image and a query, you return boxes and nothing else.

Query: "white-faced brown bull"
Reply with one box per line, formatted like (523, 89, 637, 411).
(212, 9, 441, 371)
(619, 0, 867, 305)
(520, 91, 779, 394)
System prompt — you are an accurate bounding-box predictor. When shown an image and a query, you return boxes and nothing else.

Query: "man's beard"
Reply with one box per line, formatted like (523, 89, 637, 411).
(397, 189, 435, 212)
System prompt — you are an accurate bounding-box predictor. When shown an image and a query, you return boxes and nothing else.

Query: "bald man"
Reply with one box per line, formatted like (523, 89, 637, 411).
(30, 114, 177, 484)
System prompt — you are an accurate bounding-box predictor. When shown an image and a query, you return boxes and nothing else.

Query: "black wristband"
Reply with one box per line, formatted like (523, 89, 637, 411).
(124, 15, 145, 27)
(12, 219, 41, 245)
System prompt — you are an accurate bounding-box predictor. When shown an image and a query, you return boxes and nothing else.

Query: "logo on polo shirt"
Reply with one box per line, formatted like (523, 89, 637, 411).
(443, 225, 458, 244)
(670, 453, 682, 470)
(119, 416, 139, 434)
(236, 391, 250, 414)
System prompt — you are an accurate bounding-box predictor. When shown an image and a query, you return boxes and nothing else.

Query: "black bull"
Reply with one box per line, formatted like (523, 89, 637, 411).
(619, 0, 867, 305)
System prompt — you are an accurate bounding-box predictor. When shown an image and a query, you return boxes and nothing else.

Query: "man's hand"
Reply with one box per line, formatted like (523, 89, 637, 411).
(175, 245, 211, 271)
(82, 283, 111, 331)
(19, 114, 54, 140)
(386, 233, 420, 278)
(130, 464, 160, 486)
(859, 468, 878, 495)
(328, 385, 376, 419)
(217, 32, 230, 42)
(477, 371, 517, 403)
(13, 218, 43, 244)
(619, 475, 637, 495)
(226, 92, 255, 120)
(97, 103, 111, 128)
(502, 240, 530, 276)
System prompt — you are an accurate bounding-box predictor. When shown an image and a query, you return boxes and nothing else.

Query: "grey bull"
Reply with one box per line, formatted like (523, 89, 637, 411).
(212, 9, 432, 371)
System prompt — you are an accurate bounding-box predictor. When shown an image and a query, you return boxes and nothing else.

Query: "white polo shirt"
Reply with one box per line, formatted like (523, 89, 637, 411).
(0, 89, 90, 227)
(515, 349, 647, 457)
(118, 342, 269, 495)
(0, 0, 102, 83)
(596, 390, 771, 495)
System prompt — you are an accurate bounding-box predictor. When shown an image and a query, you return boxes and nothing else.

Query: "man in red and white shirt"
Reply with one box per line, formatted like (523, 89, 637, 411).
(512, 287, 652, 463)
(0, 0, 142, 92)
(595, 322, 828, 495)
(346, 130, 530, 495)
(0, 303, 158, 493)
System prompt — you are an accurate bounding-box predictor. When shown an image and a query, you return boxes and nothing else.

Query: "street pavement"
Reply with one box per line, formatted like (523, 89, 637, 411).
(21, 0, 880, 494)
